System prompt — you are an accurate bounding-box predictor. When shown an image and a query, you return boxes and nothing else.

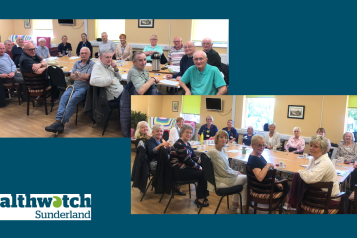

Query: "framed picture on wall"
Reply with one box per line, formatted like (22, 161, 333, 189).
(287, 105, 305, 119)
(138, 19, 154, 28)
(172, 101, 179, 112)
(24, 19, 30, 29)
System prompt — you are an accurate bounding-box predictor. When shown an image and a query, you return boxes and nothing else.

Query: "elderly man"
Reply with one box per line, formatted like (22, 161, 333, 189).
(4, 40, 13, 59)
(202, 38, 221, 70)
(19, 42, 47, 74)
(58, 35, 72, 56)
(179, 50, 226, 95)
(127, 51, 160, 95)
(168, 37, 185, 66)
(0, 43, 16, 81)
(36, 38, 51, 59)
(11, 36, 25, 67)
(98, 32, 116, 57)
(166, 41, 195, 81)
(143, 35, 163, 62)
(90, 49, 123, 102)
(45, 47, 95, 133)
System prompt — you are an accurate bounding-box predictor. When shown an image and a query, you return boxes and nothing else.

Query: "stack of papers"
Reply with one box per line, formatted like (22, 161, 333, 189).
(145, 63, 152, 66)
(159, 80, 179, 86)
(121, 74, 128, 80)
(47, 57, 58, 61)
(69, 56, 80, 60)
(336, 169, 349, 177)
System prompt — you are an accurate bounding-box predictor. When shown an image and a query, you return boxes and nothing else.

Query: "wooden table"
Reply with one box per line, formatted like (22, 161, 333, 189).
(53, 56, 180, 88)
(194, 143, 353, 185)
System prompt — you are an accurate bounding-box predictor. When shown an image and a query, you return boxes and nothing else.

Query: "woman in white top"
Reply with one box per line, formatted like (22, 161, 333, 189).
(207, 130, 248, 214)
(264, 122, 281, 149)
(168, 117, 184, 144)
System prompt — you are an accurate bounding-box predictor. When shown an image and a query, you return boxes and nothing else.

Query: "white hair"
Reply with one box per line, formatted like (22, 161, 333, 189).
(152, 124, 164, 132)
(343, 131, 355, 142)
(134, 121, 151, 138)
(81, 46, 91, 54)
(150, 35, 158, 40)
(193, 50, 207, 59)
(206, 115, 214, 122)
(38, 38, 46, 43)
(100, 49, 112, 56)
(293, 127, 301, 133)
(269, 123, 276, 128)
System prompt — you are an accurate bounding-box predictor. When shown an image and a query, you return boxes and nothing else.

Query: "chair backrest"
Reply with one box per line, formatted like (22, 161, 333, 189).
(302, 181, 333, 214)
(220, 63, 229, 85)
(160, 52, 167, 64)
(200, 153, 216, 189)
(279, 139, 287, 151)
(22, 71, 48, 92)
(328, 147, 335, 159)
(163, 130, 170, 141)
(47, 65, 67, 90)
(245, 164, 277, 195)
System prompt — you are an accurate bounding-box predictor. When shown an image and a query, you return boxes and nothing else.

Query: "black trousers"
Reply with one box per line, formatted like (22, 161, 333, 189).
(350, 168, 357, 190)
(172, 166, 209, 199)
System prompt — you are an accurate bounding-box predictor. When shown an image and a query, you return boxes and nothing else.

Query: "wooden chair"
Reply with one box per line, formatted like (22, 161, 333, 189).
(3, 77, 21, 105)
(198, 153, 243, 214)
(22, 71, 52, 115)
(297, 182, 345, 214)
(245, 164, 287, 214)
(348, 184, 357, 214)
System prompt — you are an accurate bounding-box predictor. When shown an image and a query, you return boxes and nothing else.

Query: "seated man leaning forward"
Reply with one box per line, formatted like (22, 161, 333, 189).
(19, 42, 47, 74)
(90, 49, 124, 102)
(45, 47, 95, 133)
(179, 51, 227, 95)
(127, 51, 160, 95)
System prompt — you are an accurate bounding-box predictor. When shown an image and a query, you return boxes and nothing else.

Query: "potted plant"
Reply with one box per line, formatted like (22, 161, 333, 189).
(131, 110, 147, 137)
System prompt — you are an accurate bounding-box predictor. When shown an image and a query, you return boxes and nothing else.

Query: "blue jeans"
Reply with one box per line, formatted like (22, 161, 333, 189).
(56, 86, 87, 124)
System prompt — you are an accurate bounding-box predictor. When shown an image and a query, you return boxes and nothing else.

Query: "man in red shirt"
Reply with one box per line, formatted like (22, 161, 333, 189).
(4, 40, 13, 59)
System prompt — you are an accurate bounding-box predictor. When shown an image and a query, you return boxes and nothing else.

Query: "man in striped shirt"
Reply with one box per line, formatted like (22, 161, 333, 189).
(168, 36, 185, 66)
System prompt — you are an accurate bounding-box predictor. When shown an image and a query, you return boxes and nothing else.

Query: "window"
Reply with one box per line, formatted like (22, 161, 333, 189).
(96, 20, 125, 40)
(182, 96, 201, 124)
(33, 20, 53, 41)
(347, 95, 357, 132)
(191, 19, 228, 46)
(243, 96, 275, 130)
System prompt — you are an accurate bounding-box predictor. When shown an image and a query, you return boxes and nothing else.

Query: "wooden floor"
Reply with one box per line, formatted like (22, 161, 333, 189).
(0, 97, 123, 138)
(131, 144, 290, 214)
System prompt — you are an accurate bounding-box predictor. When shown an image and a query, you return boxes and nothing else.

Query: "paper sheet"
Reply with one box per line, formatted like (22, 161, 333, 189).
(121, 74, 128, 80)
(69, 56, 80, 60)
(159, 80, 179, 86)
(227, 150, 240, 153)
(47, 57, 58, 60)
(300, 165, 308, 168)
(145, 63, 152, 66)
(336, 169, 349, 177)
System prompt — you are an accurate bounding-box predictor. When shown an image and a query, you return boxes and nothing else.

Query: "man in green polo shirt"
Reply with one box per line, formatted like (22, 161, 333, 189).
(179, 51, 227, 95)
(143, 35, 163, 62)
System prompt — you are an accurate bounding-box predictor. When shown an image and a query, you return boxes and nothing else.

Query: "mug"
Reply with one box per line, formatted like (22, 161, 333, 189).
(273, 146, 277, 151)
(205, 140, 209, 145)
(279, 161, 285, 168)
(332, 159, 337, 166)
(303, 153, 308, 159)
(339, 157, 345, 163)
(197, 145, 202, 151)
(202, 145, 206, 150)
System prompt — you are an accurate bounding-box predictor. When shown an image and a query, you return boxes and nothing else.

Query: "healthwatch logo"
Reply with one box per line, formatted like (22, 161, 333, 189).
(0, 194, 91, 220)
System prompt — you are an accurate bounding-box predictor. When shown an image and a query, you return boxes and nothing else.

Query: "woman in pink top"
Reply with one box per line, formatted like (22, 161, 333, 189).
(285, 127, 305, 153)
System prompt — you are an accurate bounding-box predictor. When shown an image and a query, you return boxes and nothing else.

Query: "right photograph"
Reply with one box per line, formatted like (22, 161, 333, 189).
(131, 95, 356, 214)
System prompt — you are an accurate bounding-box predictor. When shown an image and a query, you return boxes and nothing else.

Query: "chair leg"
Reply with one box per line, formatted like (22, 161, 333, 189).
(102, 109, 113, 136)
(44, 95, 48, 115)
(27, 98, 30, 116)
(189, 184, 191, 198)
(227, 195, 229, 209)
(253, 201, 257, 214)
(140, 177, 153, 202)
(238, 193, 243, 214)
(164, 193, 174, 214)
(50, 92, 54, 112)
(245, 201, 250, 214)
(215, 196, 225, 214)
(75, 104, 79, 126)
(17, 87, 21, 105)
(159, 193, 165, 203)
(32, 100, 35, 107)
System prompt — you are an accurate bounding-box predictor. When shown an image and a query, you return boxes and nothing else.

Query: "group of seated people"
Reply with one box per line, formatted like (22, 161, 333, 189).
(132, 117, 357, 213)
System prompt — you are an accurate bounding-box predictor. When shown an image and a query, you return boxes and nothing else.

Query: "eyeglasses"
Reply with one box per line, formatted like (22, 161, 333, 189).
(294, 131, 300, 133)
(26, 48, 36, 52)
(193, 58, 205, 62)
(183, 46, 193, 49)
(173, 41, 181, 43)
(150, 39, 158, 41)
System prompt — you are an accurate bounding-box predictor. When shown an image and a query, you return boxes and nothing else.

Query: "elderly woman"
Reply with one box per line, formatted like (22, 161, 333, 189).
(247, 135, 289, 197)
(134, 121, 152, 147)
(170, 124, 209, 206)
(285, 127, 305, 153)
(76, 33, 93, 58)
(36, 38, 51, 59)
(316, 128, 331, 151)
(222, 120, 238, 144)
(207, 130, 247, 213)
(335, 132, 357, 162)
(147, 124, 170, 170)
(264, 123, 281, 149)
(99, 32, 116, 57)
(115, 34, 133, 61)
(168, 117, 184, 144)
(58, 35, 72, 56)
(241, 126, 255, 146)
(198, 115, 218, 141)
(297, 135, 340, 204)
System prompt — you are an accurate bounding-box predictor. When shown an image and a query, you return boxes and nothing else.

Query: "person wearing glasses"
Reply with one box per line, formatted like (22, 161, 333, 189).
(198, 115, 218, 141)
(202, 38, 221, 70)
(127, 52, 160, 95)
(36, 38, 51, 59)
(285, 127, 305, 154)
(264, 122, 281, 150)
(98, 32, 116, 57)
(11, 36, 25, 67)
(165, 41, 195, 94)
(143, 35, 163, 62)
(115, 34, 133, 61)
(178, 51, 227, 95)
(222, 119, 238, 144)
(19, 42, 47, 74)
(168, 36, 184, 66)
(76, 33, 93, 58)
